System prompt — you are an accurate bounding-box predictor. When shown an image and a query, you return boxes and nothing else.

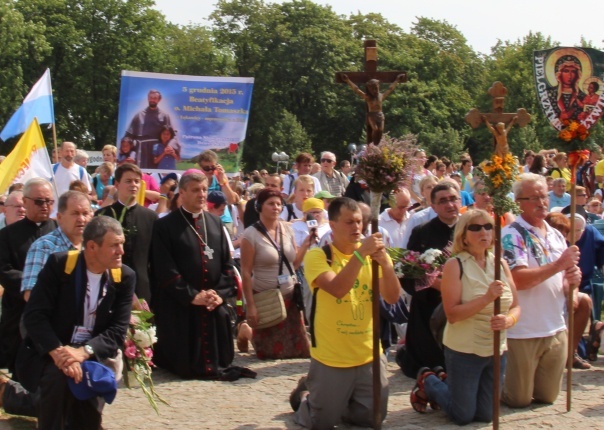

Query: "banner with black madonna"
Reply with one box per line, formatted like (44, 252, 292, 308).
(533, 47, 604, 131)
(117, 71, 254, 172)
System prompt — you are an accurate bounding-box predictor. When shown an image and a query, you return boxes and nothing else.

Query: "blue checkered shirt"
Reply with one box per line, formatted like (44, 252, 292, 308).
(21, 227, 78, 293)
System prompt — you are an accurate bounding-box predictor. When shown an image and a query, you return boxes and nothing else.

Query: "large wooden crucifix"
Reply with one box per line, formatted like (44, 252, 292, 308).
(466, 81, 531, 154)
(336, 40, 407, 145)
(465, 81, 531, 430)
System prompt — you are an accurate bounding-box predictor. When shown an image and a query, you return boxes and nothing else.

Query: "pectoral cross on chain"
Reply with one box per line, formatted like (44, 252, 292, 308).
(204, 246, 214, 260)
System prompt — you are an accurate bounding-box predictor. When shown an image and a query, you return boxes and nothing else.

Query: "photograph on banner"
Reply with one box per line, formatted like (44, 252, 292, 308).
(534, 47, 604, 130)
(116, 71, 254, 172)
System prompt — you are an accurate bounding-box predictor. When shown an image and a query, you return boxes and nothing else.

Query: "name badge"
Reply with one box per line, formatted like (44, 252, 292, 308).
(277, 274, 291, 285)
(71, 326, 93, 344)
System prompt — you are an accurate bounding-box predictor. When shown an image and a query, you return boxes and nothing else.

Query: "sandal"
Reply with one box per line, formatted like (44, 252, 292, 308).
(432, 366, 447, 381)
(411, 367, 437, 412)
(587, 321, 604, 361)
(410, 383, 429, 413)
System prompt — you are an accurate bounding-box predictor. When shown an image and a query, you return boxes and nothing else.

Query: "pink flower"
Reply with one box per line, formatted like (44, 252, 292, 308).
(124, 345, 137, 359)
(145, 348, 154, 359)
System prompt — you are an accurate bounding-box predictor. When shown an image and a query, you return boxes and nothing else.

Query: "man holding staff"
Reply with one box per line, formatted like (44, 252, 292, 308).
(501, 173, 581, 407)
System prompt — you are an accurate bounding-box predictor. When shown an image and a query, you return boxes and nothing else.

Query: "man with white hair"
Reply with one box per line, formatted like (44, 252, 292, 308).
(379, 188, 411, 248)
(501, 173, 581, 407)
(0, 191, 26, 229)
(52, 141, 91, 195)
(0, 178, 57, 373)
(313, 151, 349, 198)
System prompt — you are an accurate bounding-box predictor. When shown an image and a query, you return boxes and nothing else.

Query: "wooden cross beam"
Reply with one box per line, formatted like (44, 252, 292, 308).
(335, 40, 407, 85)
(466, 81, 531, 130)
(336, 40, 407, 145)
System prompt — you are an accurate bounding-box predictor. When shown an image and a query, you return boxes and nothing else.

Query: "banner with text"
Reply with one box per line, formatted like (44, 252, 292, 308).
(533, 47, 604, 131)
(117, 71, 254, 172)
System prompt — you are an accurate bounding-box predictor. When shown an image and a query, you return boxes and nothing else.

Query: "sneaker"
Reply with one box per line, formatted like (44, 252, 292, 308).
(289, 376, 308, 412)
(573, 353, 591, 370)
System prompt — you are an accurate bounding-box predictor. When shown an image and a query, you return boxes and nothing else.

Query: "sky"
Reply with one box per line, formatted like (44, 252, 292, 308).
(153, 0, 602, 55)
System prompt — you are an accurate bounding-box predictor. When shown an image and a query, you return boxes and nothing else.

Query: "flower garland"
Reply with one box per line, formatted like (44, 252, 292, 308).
(477, 152, 521, 216)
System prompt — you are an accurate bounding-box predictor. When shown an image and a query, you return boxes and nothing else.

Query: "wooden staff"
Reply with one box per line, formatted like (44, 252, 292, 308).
(371, 216, 381, 429)
(566, 166, 577, 412)
(492, 218, 502, 430)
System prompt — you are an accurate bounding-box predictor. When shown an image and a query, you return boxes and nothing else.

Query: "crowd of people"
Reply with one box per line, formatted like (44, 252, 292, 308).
(0, 142, 603, 428)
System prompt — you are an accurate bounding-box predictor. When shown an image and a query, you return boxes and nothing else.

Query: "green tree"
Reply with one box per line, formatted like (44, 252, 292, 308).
(0, 2, 49, 150)
(16, 0, 173, 148)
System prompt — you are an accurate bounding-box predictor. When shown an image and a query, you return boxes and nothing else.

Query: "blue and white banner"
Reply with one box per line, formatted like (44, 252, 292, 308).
(116, 71, 254, 171)
(0, 69, 54, 142)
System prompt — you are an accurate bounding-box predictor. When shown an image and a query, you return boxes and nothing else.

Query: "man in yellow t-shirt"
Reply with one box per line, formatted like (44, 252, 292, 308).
(292, 197, 401, 429)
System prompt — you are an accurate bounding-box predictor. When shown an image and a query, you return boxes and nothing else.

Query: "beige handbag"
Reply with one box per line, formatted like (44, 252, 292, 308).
(254, 288, 286, 329)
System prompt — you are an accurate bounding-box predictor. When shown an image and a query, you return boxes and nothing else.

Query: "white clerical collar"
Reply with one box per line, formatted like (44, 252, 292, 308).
(118, 198, 138, 208)
(181, 206, 203, 219)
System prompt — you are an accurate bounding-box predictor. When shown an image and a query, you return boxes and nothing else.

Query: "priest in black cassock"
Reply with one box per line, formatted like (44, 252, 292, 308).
(96, 164, 157, 302)
(0, 178, 57, 373)
(151, 171, 236, 379)
(399, 181, 461, 378)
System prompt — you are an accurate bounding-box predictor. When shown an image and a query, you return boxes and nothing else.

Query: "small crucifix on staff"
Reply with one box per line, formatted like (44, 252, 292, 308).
(465, 81, 530, 430)
(336, 40, 407, 145)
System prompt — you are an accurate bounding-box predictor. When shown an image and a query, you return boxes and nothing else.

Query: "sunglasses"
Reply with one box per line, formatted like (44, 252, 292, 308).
(467, 223, 493, 232)
(320, 159, 334, 163)
(201, 166, 216, 172)
(25, 197, 55, 207)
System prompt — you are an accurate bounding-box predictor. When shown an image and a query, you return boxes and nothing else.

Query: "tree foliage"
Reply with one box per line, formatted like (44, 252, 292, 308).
(1, 0, 601, 168)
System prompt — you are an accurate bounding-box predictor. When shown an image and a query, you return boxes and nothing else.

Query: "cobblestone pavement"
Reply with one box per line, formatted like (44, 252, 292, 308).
(1, 346, 604, 430)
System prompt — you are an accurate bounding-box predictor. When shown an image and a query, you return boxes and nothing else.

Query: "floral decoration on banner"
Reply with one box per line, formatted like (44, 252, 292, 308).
(354, 135, 416, 194)
(123, 299, 169, 413)
(476, 153, 521, 216)
(388, 247, 449, 292)
(556, 120, 596, 168)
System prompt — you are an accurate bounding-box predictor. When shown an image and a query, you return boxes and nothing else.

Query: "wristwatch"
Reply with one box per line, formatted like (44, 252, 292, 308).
(84, 344, 94, 357)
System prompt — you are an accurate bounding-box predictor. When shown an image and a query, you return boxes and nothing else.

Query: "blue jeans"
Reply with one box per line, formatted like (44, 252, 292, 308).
(424, 347, 506, 425)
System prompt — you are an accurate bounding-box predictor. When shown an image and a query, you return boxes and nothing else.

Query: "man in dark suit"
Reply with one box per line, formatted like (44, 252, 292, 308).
(0, 178, 57, 373)
(96, 163, 157, 302)
(17, 216, 134, 429)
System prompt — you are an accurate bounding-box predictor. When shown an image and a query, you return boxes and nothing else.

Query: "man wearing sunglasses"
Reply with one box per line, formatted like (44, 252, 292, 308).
(313, 151, 349, 198)
(0, 178, 57, 374)
(501, 173, 581, 408)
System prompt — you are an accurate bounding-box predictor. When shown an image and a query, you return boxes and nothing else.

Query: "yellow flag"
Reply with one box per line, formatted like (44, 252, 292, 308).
(137, 177, 146, 206)
(0, 118, 51, 195)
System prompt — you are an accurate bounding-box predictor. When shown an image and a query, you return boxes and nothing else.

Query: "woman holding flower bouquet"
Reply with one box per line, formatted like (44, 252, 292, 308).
(411, 209, 520, 424)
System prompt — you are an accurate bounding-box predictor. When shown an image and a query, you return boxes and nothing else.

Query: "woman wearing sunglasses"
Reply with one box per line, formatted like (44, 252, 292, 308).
(411, 209, 520, 424)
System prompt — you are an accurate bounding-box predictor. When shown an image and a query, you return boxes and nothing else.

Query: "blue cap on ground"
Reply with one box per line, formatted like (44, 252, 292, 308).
(68, 361, 118, 404)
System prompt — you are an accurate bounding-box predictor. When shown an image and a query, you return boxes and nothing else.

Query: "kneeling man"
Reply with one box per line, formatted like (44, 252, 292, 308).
(19, 216, 134, 429)
(292, 197, 401, 428)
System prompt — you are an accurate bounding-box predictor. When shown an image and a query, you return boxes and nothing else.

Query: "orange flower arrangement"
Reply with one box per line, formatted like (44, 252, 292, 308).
(558, 120, 589, 142)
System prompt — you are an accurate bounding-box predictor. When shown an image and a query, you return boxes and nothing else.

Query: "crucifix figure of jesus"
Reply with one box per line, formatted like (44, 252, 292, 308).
(336, 40, 407, 145)
(465, 81, 531, 156)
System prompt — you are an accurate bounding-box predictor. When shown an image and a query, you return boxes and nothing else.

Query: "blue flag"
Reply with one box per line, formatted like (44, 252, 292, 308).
(0, 69, 54, 141)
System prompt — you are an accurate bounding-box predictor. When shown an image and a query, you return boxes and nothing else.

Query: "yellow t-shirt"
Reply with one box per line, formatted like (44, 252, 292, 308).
(550, 167, 571, 191)
(303, 245, 386, 368)
(595, 160, 604, 188)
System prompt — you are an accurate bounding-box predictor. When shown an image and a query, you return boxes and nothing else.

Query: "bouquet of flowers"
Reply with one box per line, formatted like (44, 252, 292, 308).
(354, 135, 415, 194)
(476, 152, 521, 216)
(557, 119, 594, 167)
(123, 299, 168, 413)
(388, 248, 449, 291)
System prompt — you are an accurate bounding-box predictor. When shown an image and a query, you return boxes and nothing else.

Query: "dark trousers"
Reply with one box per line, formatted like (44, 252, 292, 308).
(38, 362, 104, 430)
(3, 380, 39, 417)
